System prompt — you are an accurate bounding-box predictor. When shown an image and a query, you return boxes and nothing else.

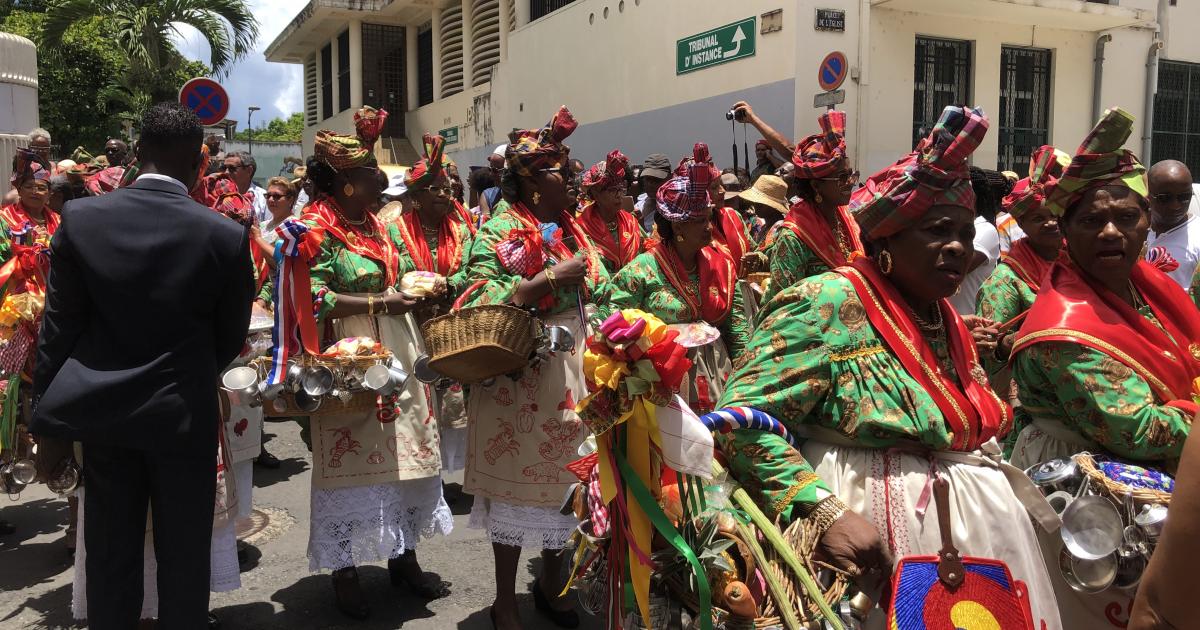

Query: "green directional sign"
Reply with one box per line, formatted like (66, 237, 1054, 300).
(439, 126, 459, 145)
(676, 17, 756, 75)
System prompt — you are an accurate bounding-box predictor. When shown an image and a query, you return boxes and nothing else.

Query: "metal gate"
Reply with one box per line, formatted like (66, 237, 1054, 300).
(362, 24, 406, 139)
(1153, 60, 1200, 177)
(912, 37, 972, 149)
(998, 46, 1052, 173)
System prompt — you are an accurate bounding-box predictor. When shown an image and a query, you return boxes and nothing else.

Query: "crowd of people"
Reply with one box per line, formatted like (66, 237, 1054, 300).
(2, 95, 1199, 630)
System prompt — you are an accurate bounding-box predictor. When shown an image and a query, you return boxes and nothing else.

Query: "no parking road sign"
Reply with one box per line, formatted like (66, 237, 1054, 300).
(818, 51, 848, 92)
(179, 78, 230, 126)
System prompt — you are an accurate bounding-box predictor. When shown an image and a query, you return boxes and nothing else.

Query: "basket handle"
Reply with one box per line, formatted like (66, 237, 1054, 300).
(451, 280, 489, 311)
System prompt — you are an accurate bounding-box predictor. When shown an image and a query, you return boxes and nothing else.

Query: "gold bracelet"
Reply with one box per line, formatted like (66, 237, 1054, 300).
(367, 295, 376, 316)
(380, 296, 390, 315)
(545, 269, 558, 291)
(808, 495, 849, 538)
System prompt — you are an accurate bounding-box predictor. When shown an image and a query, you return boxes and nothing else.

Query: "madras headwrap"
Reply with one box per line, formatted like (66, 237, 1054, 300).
(791, 109, 848, 179)
(506, 105, 578, 176)
(1000, 145, 1067, 219)
(673, 142, 721, 179)
(404, 133, 447, 188)
(84, 166, 125, 196)
(657, 144, 715, 223)
(313, 106, 388, 171)
(854, 105, 989, 240)
(1043, 107, 1147, 217)
(10, 149, 50, 187)
(581, 149, 629, 193)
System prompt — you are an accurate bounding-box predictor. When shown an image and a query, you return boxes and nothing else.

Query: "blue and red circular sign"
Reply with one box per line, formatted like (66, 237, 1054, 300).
(818, 51, 848, 92)
(179, 78, 230, 126)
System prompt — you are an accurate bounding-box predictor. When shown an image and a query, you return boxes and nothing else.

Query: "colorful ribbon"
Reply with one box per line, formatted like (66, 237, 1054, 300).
(266, 219, 324, 385)
(698, 407, 797, 447)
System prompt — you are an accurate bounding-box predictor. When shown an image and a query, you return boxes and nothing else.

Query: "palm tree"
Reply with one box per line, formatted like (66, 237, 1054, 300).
(42, 0, 258, 102)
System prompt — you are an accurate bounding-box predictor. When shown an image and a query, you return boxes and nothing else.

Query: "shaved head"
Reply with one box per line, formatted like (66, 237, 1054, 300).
(1147, 159, 1194, 233)
(1149, 160, 1191, 187)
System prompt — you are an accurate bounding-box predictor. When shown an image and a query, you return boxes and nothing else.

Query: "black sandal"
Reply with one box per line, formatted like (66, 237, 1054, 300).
(331, 567, 371, 620)
(387, 556, 451, 599)
(533, 582, 580, 629)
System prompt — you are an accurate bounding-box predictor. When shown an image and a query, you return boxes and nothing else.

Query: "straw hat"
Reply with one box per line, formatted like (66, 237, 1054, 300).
(736, 175, 789, 215)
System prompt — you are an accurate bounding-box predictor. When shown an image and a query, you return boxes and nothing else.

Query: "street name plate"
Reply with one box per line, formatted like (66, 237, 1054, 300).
(815, 8, 846, 32)
(813, 90, 846, 108)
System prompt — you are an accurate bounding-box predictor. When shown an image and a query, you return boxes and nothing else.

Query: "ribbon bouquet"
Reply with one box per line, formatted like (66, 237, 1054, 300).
(568, 309, 844, 630)
(0, 225, 51, 455)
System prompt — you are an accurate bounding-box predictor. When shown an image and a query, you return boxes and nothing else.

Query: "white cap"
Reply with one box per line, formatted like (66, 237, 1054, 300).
(493, 144, 506, 157)
(382, 173, 408, 198)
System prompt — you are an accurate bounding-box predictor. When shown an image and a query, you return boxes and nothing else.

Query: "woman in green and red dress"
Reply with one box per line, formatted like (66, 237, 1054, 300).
(973, 145, 1069, 442)
(576, 149, 642, 275)
(285, 108, 453, 619)
(396, 133, 476, 474)
(606, 147, 750, 413)
(1010, 108, 1200, 628)
(0, 149, 58, 537)
(715, 106, 1061, 629)
(761, 110, 863, 304)
(459, 107, 608, 630)
(676, 144, 755, 275)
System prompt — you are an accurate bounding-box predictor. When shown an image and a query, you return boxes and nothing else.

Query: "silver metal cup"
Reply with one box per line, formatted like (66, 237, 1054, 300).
(294, 389, 322, 413)
(546, 325, 575, 353)
(221, 366, 262, 407)
(258, 380, 286, 402)
(302, 365, 334, 396)
(1134, 503, 1168, 540)
(1059, 548, 1116, 594)
(413, 354, 441, 384)
(284, 362, 305, 393)
(10, 458, 36, 485)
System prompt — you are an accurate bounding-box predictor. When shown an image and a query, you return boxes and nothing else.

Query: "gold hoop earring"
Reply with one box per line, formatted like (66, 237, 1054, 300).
(878, 249, 894, 275)
(814, 191, 823, 205)
(532, 191, 542, 206)
(343, 183, 355, 197)
(675, 234, 686, 242)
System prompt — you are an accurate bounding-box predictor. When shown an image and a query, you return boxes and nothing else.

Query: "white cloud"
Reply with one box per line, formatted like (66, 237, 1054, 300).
(172, 0, 303, 128)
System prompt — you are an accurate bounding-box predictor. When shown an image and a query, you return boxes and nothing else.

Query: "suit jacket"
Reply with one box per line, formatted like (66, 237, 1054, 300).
(30, 177, 254, 453)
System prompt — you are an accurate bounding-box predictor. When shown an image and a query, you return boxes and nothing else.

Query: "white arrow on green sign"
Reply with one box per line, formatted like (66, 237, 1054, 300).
(676, 17, 756, 75)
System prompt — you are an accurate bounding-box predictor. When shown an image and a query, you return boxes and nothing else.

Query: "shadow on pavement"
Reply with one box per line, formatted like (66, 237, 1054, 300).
(251, 456, 309, 490)
(0, 582, 77, 629)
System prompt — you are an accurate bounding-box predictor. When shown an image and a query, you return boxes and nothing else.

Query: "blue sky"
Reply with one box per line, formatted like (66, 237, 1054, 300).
(173, 0, 303, 128)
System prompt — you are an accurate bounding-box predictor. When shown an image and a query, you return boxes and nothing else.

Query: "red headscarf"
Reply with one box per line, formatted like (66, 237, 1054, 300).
(791, 110, 848, 179)
(651, 241, 736, 325)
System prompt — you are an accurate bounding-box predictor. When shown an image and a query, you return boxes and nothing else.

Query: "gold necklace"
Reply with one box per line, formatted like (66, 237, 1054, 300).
(330, 203, 375, 236)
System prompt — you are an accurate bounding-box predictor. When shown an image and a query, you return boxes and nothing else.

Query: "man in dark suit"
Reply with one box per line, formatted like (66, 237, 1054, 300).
(30, 102, 254, 630)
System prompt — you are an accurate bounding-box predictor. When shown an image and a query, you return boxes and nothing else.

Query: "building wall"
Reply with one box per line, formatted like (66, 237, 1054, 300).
(0, 32, 39, 188)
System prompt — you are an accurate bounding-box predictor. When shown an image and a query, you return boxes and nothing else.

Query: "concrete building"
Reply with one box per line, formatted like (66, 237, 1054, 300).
(266, 0, 1200, 178)
(0, 32, 39, 187)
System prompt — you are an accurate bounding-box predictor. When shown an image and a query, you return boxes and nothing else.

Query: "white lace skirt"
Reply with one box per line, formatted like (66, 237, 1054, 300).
(468, 497, 577, 550)
(440, 424, 468, 473)
(307, 475, 453, 571)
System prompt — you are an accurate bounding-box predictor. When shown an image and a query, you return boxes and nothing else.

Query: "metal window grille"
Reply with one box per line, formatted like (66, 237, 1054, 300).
(337, 30, 351, 113)
(530, 0, 575, 21)
(1153, 60, 1200, 177)
(320, 43, 332, 119)
(361, 24, 406, 138)
(304, 54, 318, 126)
(418, 22, 434, 106)
(998, 46, 1052, 173)
(912, 37, 972, 149)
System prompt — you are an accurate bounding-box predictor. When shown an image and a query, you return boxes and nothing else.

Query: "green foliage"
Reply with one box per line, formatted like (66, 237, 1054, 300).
(233, 113, 305, 143)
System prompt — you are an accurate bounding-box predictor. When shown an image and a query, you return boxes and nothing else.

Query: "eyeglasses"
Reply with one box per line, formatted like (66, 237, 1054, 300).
(425, 186, 454, 197)
(539, 166, 571, 179)
(818, 171, 861, 185)
(265, 193, 290, 201)
(1151, 192, 1193, 205)
(222, 164, 246, 172)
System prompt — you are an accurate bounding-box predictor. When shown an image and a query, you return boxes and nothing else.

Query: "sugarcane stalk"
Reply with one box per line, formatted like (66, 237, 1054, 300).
(732, 488, 844, 630)
(732, 519, 802, 630)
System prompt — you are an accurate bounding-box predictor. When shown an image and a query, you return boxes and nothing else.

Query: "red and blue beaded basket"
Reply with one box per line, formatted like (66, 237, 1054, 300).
(888, 556, 1036, 630)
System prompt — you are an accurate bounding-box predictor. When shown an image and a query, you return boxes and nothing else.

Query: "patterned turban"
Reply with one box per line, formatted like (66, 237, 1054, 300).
(791, 110, 848, 179)
(1001, 145, 1069, 218)
(581, 149, 629, 193)
(1043, 107, 1146, 217)
(84, 166, 125, 196)
(313, 106, 388, 172)
(854, 106, 989, 240)
(10, 149, 51, 187)
(404, 133, 447, 189)
(506, 106, 577, 177)
(673, 142, 721, 179)
(212, 190, 255, 227)
(657, 144, 715, 223)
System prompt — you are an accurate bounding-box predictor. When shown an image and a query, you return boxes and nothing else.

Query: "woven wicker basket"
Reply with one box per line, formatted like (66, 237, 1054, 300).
(419, 280, 540, 383)
(1076, 453, 1172, 507)
(263, 390, 380, 418)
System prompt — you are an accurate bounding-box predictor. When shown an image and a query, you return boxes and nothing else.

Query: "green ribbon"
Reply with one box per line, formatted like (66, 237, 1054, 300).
(615, 450, 713, 630)
(0, 376, 19, 453)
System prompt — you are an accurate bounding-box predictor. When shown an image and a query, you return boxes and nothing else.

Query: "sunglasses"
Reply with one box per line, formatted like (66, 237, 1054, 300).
(425, 186, 454, 197)
(222, 164, 247, 172)
(265, 193, 291, 201)
(1151, 192, 1193, 205)
(818, 170, 861, 185)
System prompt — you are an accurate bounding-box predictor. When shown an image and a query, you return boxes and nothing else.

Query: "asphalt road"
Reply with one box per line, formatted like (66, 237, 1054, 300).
(0, 419, 604, 630)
